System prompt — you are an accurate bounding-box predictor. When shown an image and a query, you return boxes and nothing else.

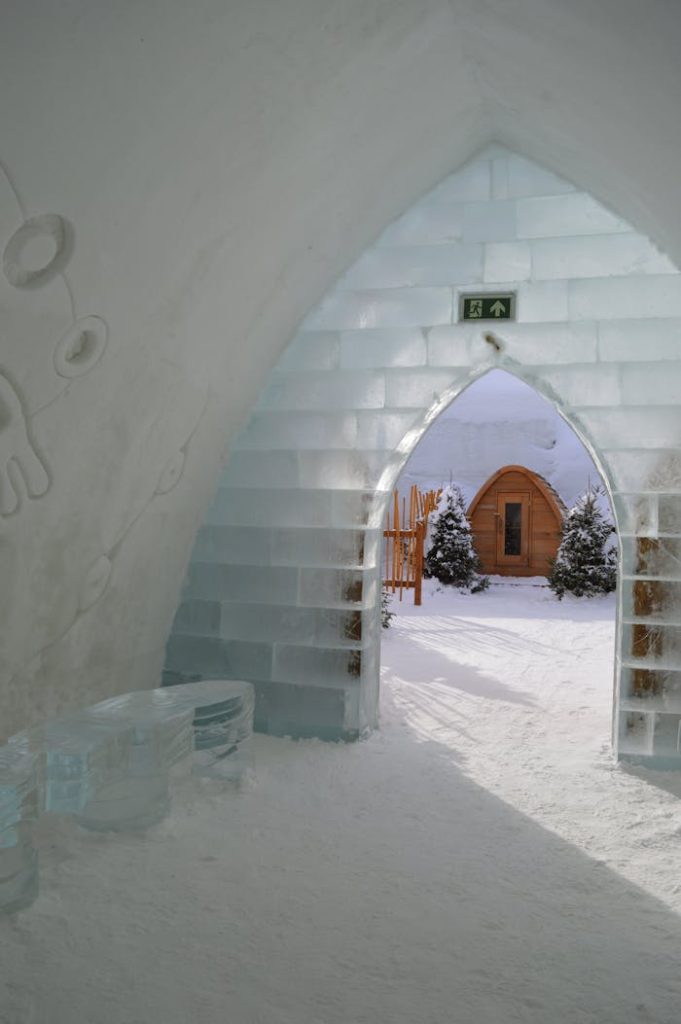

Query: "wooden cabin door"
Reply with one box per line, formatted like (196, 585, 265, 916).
(496, 492, 530, 569)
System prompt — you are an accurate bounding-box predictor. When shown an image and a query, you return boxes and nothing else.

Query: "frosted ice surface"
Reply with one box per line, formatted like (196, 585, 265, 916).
(303, 288, 452, 331)
(540, 365, 621, 408)
(384, 368, 465, 409)
(9, 714, 132, 816)
(484, 242, 532, 283)
(165, 635, 272, 681)
(0, 747, 39, 913)
(621, 363, 681, 406)
(269, 526, 374, 568)
(298, 567, 377, 608)
(297, 450, 390, 490)
(356, 410, 422, 450)
(461, 199, 517, 242)
(339, 328, 427, 370)
(223, 450, 299, 489)
(173, 599, 222, 637)
(570, 275, 681, 321)
(426, 324, 478, 367)
(517, 281, 569, 322)
(160, 680, 255, 781)
(377, 204, 464, 246)
(206, 486, 333, 529)
(260, 370, 385, 412)
(658, 496, 681, 536)
(503, 155, 575, 199)
(532, 233, 674, 281)
(598, 319, 681, 362)
(276, 331, 339, 371)
(233, 411, 358, 451)
(193, 526, 273, 567)
(476, 321, 598, 366)
(185, 563, 298, 605)
(341, 244, 482, 290)
(422, 160, 491, 204)
(76, 694, 193, 831)
(517, 193, 629, 239)
(580, 407, 681, 449)
(272, 644, 363, 687)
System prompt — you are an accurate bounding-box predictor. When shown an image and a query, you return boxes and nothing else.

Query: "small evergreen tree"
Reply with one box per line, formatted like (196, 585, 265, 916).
(424, 484, 489, 592)
(548, 488, 617, 599)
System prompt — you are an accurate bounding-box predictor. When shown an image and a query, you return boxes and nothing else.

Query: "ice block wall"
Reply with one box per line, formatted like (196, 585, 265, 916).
(165, 145, 681, 764)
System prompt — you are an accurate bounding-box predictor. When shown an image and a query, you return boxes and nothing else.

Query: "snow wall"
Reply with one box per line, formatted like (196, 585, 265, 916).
(397, 369, 608, 512)
(167, 145, 681, 768)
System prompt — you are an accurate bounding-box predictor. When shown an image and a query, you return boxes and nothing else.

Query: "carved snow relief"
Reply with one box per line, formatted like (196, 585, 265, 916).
(54, 316, 108, 379)
(3, 214, 71, 289)
(0, 373, 49, 516)
(79, 556, 112, 612)
(155, 450, 186, 495)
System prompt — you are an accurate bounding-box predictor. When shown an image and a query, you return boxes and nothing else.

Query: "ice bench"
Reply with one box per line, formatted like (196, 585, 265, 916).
(0, 679, 255, 913)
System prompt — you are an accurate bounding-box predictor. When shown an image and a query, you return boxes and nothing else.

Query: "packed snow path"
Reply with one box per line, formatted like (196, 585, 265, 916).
(3, 581, 681, 1023)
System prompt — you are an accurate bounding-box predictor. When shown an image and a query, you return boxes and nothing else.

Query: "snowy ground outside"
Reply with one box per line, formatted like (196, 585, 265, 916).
(3, 580, 681, 1023)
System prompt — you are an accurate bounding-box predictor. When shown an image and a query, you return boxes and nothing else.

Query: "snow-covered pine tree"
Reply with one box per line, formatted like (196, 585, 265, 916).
(548, 487, 617, 599)
(424, 484, 489, 592)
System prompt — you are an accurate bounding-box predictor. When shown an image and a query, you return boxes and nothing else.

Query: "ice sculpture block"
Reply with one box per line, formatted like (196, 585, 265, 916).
(0, 746, 40, 914)
(77, 693, 193, 831)
(9, 712, 133, 817)
(161, 680, 255, 781)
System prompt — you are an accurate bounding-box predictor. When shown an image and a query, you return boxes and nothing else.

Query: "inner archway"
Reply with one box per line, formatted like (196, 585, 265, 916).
(165, 143, 681, 769)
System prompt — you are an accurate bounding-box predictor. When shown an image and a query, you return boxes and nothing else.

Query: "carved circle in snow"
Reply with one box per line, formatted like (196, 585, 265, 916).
(54, 316, 108, 378)
(155, 450, 186, 494)
(3, 214, 71, 289)
(79, 555, 112, 612)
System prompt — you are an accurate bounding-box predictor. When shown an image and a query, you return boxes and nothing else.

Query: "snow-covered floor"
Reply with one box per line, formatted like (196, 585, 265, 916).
(3, 580, 681, 1024)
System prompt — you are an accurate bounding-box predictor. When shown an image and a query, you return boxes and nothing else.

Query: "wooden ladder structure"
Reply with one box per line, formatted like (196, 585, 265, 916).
(383, 485, 441, 606)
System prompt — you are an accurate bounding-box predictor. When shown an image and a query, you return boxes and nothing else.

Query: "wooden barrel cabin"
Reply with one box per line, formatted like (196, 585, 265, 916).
(467, 465, 565, 577)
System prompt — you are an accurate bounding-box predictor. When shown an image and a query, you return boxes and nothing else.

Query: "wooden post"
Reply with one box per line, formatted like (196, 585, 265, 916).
(414, 520, 424, 605)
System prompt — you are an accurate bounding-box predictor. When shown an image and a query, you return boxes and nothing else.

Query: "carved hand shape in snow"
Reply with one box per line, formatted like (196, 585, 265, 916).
(0, 373, 49, 515)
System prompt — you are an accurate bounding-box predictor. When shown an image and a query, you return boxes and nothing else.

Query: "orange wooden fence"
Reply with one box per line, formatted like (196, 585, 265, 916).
(383, 485, 441, 605)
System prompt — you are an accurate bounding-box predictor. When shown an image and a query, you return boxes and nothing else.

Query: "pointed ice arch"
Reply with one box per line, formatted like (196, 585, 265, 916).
(166, 144, 681, 768)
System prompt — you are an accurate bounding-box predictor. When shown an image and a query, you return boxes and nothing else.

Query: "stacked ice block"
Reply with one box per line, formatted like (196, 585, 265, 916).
(77, 693, 194, 831)
(0, 747, 40, 913)
(161, 679, 255, 780)
(9, 712, 133, 816)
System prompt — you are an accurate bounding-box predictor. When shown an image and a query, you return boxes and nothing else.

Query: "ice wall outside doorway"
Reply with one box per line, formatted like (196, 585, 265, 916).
(166, 145, 681, 768)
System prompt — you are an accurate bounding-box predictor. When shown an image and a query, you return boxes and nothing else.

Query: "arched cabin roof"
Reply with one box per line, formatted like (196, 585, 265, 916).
(467, 465, 566, 521)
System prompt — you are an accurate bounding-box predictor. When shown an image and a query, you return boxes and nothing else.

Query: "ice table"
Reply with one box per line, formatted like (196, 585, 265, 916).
(78, 692, 193, 831)
(0, 746, 40, 913)
(161, 680, 255, 780)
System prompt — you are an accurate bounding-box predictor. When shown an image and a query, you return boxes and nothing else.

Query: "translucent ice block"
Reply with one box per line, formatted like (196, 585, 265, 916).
(341, 244, 482, 290)
(569, 274, 681, 321)
(0, 747, 39, 913)
(461, 199, 517, 242)
(76, 694, 193, 831)
(339, 328, 427, 370)
(9, 716, 131, 816)
(161, 680, 255, 781)
(302, 287, 452, 331)
(516, 192, 628, 239)
(532, 232, 673, 281)
(259, 370, 385, 412)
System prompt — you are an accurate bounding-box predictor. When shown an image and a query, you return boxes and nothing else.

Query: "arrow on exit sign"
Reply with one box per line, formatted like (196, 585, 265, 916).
(459, 293, 516, 321)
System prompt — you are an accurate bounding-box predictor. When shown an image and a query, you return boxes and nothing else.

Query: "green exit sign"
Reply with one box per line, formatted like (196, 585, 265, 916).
(459, 293, 516, 321)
